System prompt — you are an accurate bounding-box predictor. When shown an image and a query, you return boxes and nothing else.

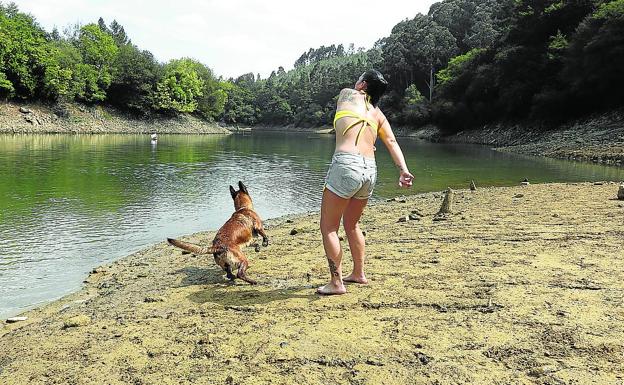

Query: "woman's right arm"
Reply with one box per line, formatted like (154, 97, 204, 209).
(377, 111, 414, 187)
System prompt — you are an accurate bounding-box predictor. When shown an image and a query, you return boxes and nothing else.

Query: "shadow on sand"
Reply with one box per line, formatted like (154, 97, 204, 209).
(177, 265, 321, 307)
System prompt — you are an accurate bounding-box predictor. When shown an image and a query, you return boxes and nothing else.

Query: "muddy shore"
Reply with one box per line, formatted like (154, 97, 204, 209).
(435, 110, 624, 167)
(1, 183, 623, 384)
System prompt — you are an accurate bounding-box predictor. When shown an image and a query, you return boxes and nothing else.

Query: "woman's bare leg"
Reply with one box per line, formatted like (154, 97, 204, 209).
(318, 188, 350, 295)
(342, 198, 369, 284)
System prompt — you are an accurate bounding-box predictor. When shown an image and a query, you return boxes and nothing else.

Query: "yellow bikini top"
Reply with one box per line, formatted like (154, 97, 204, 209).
(333, 94, 379, 145)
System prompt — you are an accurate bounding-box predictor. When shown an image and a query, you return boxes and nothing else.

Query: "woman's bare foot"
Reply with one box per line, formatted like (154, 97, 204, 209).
(316, 283, 347, 295)
(343, 273, 368, 284)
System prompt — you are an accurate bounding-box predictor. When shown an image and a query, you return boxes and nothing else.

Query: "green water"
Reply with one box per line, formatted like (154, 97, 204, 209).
(1, 132, 623, 318)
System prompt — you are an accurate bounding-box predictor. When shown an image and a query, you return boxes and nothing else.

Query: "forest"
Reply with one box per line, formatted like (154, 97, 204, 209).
(1, 0, 623, 133)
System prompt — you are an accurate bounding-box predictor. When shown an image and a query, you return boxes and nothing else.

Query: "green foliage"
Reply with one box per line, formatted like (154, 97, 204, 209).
(72, 24, 118, 102)
(0, 3, 49, 97)
(152, 58, 203, 113)
(437, 48, 485, 85)
(380, 14, 458, 96)
(403, 84, 425, 105)
(593, 0, 624, 19)
(108, 44, 160, 112)
(221, 81, 258, 125)
(44, 40, 82, 100)
(0, 71, 15, 97)
(183, 58, 227, 120)
(547, 30, 568, 60)
(558, 0, 624, 114)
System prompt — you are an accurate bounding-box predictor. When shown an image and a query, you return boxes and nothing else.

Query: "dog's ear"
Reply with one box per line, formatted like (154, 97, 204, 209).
(238, 181, 248, 194)
(229, 185, 237, 199)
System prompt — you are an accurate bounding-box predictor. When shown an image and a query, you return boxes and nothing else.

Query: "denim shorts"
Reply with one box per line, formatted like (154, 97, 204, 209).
(325, 152, 377, 200)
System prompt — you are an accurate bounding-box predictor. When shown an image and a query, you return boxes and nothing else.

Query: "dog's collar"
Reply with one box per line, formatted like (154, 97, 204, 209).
(235, 206, 252, 212)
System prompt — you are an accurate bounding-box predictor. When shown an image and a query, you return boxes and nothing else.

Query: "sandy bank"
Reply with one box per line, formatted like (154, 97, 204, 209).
(1, 184, 624, 384)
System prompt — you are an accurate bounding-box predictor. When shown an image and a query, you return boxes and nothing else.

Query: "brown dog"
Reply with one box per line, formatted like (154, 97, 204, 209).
(167, 181, 269, 284)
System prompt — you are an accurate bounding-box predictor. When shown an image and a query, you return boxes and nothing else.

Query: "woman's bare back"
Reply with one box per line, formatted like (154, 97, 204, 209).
(333, 88, 383, 158)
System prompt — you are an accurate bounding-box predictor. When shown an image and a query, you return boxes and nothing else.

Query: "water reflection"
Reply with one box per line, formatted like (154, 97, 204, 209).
(0, 132, 623, 318)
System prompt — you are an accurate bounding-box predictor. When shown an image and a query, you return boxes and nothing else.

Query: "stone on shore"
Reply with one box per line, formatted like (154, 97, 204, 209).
(618, 184, 624, 200)
(63, 315, 91, 329)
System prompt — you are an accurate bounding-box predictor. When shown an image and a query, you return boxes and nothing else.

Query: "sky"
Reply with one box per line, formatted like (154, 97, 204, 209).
(14, 0, 438, 79)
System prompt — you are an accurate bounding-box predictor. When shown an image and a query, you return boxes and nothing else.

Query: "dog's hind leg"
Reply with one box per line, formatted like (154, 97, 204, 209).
(225, 264, 236, 281)
(235, 255, 257, 285)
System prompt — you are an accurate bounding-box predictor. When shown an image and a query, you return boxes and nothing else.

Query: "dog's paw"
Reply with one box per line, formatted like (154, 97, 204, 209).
(262, 239, 269, 247)
(254, 244, 261, 252)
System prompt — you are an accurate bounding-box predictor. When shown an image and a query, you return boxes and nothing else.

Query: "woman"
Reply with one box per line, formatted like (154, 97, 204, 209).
(318, 69, 414, 295)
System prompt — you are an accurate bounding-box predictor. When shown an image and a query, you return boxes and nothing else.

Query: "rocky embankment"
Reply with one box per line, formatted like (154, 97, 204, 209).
(1, 183, 623, 384)
(438, 110, 624, 166)
(0, 102, 230, 134)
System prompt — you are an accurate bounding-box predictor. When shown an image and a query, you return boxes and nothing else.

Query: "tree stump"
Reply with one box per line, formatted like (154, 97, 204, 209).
(437, 187, 454, 215)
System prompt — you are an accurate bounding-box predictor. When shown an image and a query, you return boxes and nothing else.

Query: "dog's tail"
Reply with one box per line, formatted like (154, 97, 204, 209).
(167, 238, 214, 255)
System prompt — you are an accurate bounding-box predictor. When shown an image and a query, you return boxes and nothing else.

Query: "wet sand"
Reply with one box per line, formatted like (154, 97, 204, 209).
(1, 183, 623, 384)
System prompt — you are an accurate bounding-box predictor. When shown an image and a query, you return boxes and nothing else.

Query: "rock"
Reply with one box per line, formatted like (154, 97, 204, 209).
(408, 214, 421, 221)
(514, 194, 524, 198)
(338, 236, 344, 241)
(387, 197, 406, 203)
(594, 181, 604, 186)
(63, 315, 91, 329)
(470, 180, 477, 191)
(6, 316, 28, 323)
(286, 219, 294, 223)
(618, 184, 624, 200)
(415, 351, 432, 365)
(521, 178, 530, 186)
(19, 107, 31, 114)
(397, 216, 409, 223)
(410, 210, 424, 217)
(144, 296, 165, 303)
(289, 228, 299, 235)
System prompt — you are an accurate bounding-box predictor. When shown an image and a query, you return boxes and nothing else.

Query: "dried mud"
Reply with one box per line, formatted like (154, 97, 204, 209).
(1, 183, 623, 385)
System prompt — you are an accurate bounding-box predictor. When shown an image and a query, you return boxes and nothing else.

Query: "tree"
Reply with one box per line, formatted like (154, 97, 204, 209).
(108, 44, 161, 112)
(74, 23, 118, 101)
(109, 20, 129, 46)
(381, 14, 458, 101)
(0, 3, 49, 98)
(560, 0, 624, 114)
(152, 58, 204, 113)
(183, 58, 227, 120)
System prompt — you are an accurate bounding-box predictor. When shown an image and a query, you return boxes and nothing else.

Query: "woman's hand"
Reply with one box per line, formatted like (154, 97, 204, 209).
(399, 171, 414, 188)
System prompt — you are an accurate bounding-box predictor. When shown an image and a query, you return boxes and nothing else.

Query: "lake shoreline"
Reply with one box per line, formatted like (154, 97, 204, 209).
(3, 101, 623, 168)
(1, 182, 623, 384)
(0, 102, 231, 135)
(429, 109, 624, 167)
